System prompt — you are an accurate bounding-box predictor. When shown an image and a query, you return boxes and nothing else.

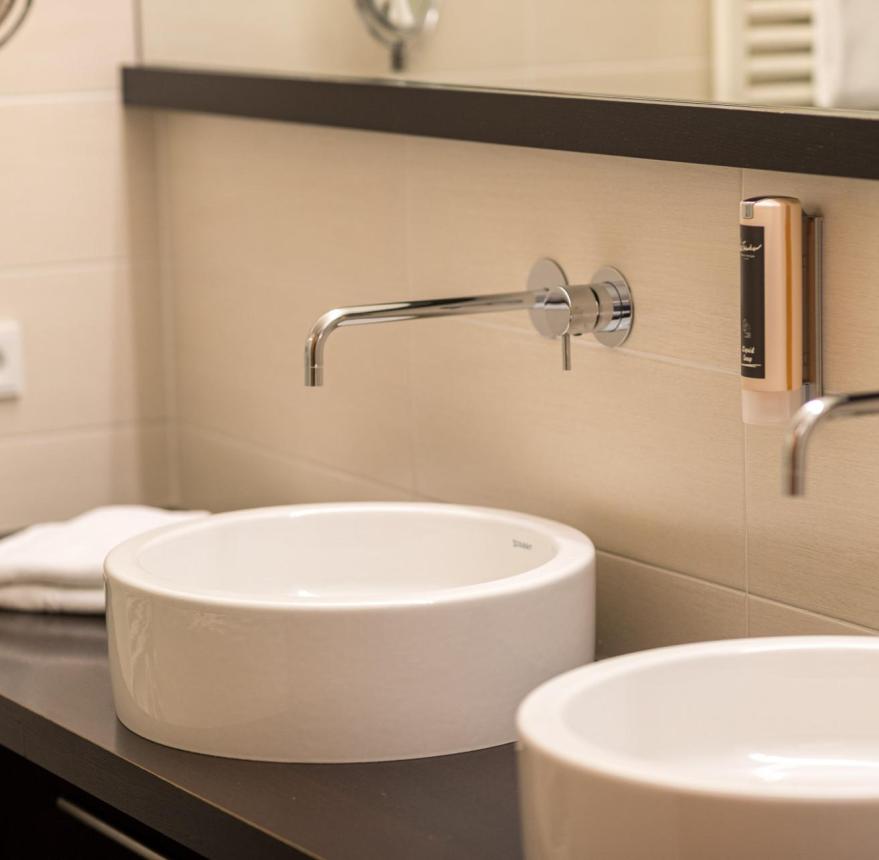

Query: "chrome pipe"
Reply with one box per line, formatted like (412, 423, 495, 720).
(304, 290, 543, 387)
(303, 259, 634, 386)
(783, 392, 879, 496)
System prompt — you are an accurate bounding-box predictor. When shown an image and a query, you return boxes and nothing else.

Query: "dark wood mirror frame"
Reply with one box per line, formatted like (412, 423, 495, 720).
(123, 66, 879, 181)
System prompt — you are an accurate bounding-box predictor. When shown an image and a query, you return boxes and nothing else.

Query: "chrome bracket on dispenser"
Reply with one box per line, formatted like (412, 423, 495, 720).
(803, 213, 824, 400)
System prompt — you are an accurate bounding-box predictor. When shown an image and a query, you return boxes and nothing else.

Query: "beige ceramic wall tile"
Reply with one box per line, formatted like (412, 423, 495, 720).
(0, 101, 157, 268)
(411, 319, 745, 587)
(742, 170, 879, 391)
(0, 0, 135, 95)
(140, 0, 388, 78)
(177, 425, 413, 513)
(0, 423, 170, 530)
(526, 60, 711, 101)
(405, 0, 530, 77)
(530, 0, 710, 67)
(164, 115, 414, 489)
(139, 0, 710, 94)
(141, 0, 531, 80)
(597, 552, 746, 659)
(749, 597, 876, 637)
(0, 263, 165, 436)
(747, 419, 879, 628)
(718, 168, 879, 633)
(405, 137, 741, 372)
(408, 59, 711, 102)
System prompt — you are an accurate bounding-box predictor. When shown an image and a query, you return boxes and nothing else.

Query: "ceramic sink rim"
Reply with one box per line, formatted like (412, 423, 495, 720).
(104, 502, 593, 611)
(517, 635, 879, 803)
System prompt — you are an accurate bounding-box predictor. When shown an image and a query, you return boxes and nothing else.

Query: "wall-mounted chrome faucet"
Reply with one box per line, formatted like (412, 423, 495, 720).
(783, 392, 879, 496)
(304, 258, 633, 386)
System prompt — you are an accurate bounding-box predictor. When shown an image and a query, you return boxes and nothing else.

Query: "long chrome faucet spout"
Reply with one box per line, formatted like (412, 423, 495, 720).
(304, 291, 542, 387)
(784, 392, 879, 496)
(303, 259, 635, 387)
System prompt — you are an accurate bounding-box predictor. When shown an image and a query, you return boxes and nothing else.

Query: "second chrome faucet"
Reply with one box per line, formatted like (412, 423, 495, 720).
(304, 258, 633, 386)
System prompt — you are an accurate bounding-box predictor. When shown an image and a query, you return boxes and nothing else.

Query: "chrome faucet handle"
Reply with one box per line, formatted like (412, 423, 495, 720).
(527, 259, 633, 369)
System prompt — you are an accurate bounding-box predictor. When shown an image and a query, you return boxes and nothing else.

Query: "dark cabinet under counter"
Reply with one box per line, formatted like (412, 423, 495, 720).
(0, 611, 522, 860)
(1, 749, 206, 859)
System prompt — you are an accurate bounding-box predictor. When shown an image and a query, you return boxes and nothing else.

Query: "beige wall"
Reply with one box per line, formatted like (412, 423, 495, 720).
(140, 0, 712, 100)
(0, 1, 170, 529)
(5, 4, 875, 657)
(156, 111, 879, 654)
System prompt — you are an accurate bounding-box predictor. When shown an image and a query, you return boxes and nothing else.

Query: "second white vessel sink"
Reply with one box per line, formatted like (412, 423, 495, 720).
(518, 636, 879, 860)
(105, 503, 594, 762)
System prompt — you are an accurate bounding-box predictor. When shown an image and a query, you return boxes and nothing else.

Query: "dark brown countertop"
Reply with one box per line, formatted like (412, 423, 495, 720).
(0, 611, 522, 860)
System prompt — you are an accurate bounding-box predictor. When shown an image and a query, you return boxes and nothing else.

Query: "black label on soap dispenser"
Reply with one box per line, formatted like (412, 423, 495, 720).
(740, 224, 765, 379)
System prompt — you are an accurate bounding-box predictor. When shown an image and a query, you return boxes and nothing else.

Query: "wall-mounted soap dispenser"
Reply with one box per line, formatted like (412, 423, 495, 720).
(739, 197, 823, 425)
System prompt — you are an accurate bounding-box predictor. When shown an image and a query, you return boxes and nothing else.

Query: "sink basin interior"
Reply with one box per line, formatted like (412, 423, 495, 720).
(129, 505, 560, 602)
(524, 638, 879, 796)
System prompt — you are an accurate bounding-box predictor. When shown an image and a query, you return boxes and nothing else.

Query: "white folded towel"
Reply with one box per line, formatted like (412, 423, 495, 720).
(815, 0, 879, 109)
(0, 506, 208, 614)
(0, 584, 106, 614)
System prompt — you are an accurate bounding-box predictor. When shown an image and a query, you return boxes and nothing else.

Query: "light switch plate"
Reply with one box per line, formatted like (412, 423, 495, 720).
(0, 320, 24, 399)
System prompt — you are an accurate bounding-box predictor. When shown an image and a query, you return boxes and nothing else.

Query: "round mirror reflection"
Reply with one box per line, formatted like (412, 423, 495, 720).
(354, 0, 440, 71)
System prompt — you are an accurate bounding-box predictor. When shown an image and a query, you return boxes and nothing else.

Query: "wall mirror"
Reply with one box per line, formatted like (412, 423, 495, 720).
(138, 1, 879, 114)
(129, 1, 879, 179)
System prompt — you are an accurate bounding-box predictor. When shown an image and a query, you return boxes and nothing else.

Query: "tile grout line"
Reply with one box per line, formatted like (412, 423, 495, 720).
(152, 114, 182, 507)
(132, 0, 145, 65)
(455, 315, 741, 377)
(743, 425, 751, 636)
(739, 167, 751, 637)
(401, 135, 421, 502)
(0, 89, 118, 107)
(177, 421, 415, 499)
(0, 417, 170, 446)
(748, 594, 879, 635)
(590, 548, 748, 599)
(0, 257, 153, 280)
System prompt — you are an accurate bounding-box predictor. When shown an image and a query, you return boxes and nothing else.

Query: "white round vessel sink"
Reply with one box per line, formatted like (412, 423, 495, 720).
(105, 503, 594, 762)
(518, 636, 879, 860)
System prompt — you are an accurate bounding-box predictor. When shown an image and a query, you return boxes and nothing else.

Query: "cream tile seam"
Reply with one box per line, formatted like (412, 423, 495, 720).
(178, 422, 415, 498)
(402, 135, 421, 499)
(454, 315, 740, 377)
(0, 418, 169, 446)
(750, 595, 879, 635)
(512, 55, 709, 78)
(410, 54, 709, 85)
(414, 489, 749, 594)
(747, 582, 879, 632)
(743, 426, 751, 636)
(597, 548, 748, 600)
(154, 114, 182, 504)
(132, 0, 145, 65)
(0, 90, 119, 107)
(524, 0, 536, 70)
(0, 257, 156, 280)
(738, 167, 750, 637)
(412, 487, 745, 595)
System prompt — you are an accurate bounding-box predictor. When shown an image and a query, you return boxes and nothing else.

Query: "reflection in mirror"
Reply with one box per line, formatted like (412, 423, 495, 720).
(354, 0, 440, 72)
(0, 0, 32, 49)
(137, 0, 879, 114)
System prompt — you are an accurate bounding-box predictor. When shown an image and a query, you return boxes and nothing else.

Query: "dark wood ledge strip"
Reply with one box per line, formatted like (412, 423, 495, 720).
(123, 65, 879, 180)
